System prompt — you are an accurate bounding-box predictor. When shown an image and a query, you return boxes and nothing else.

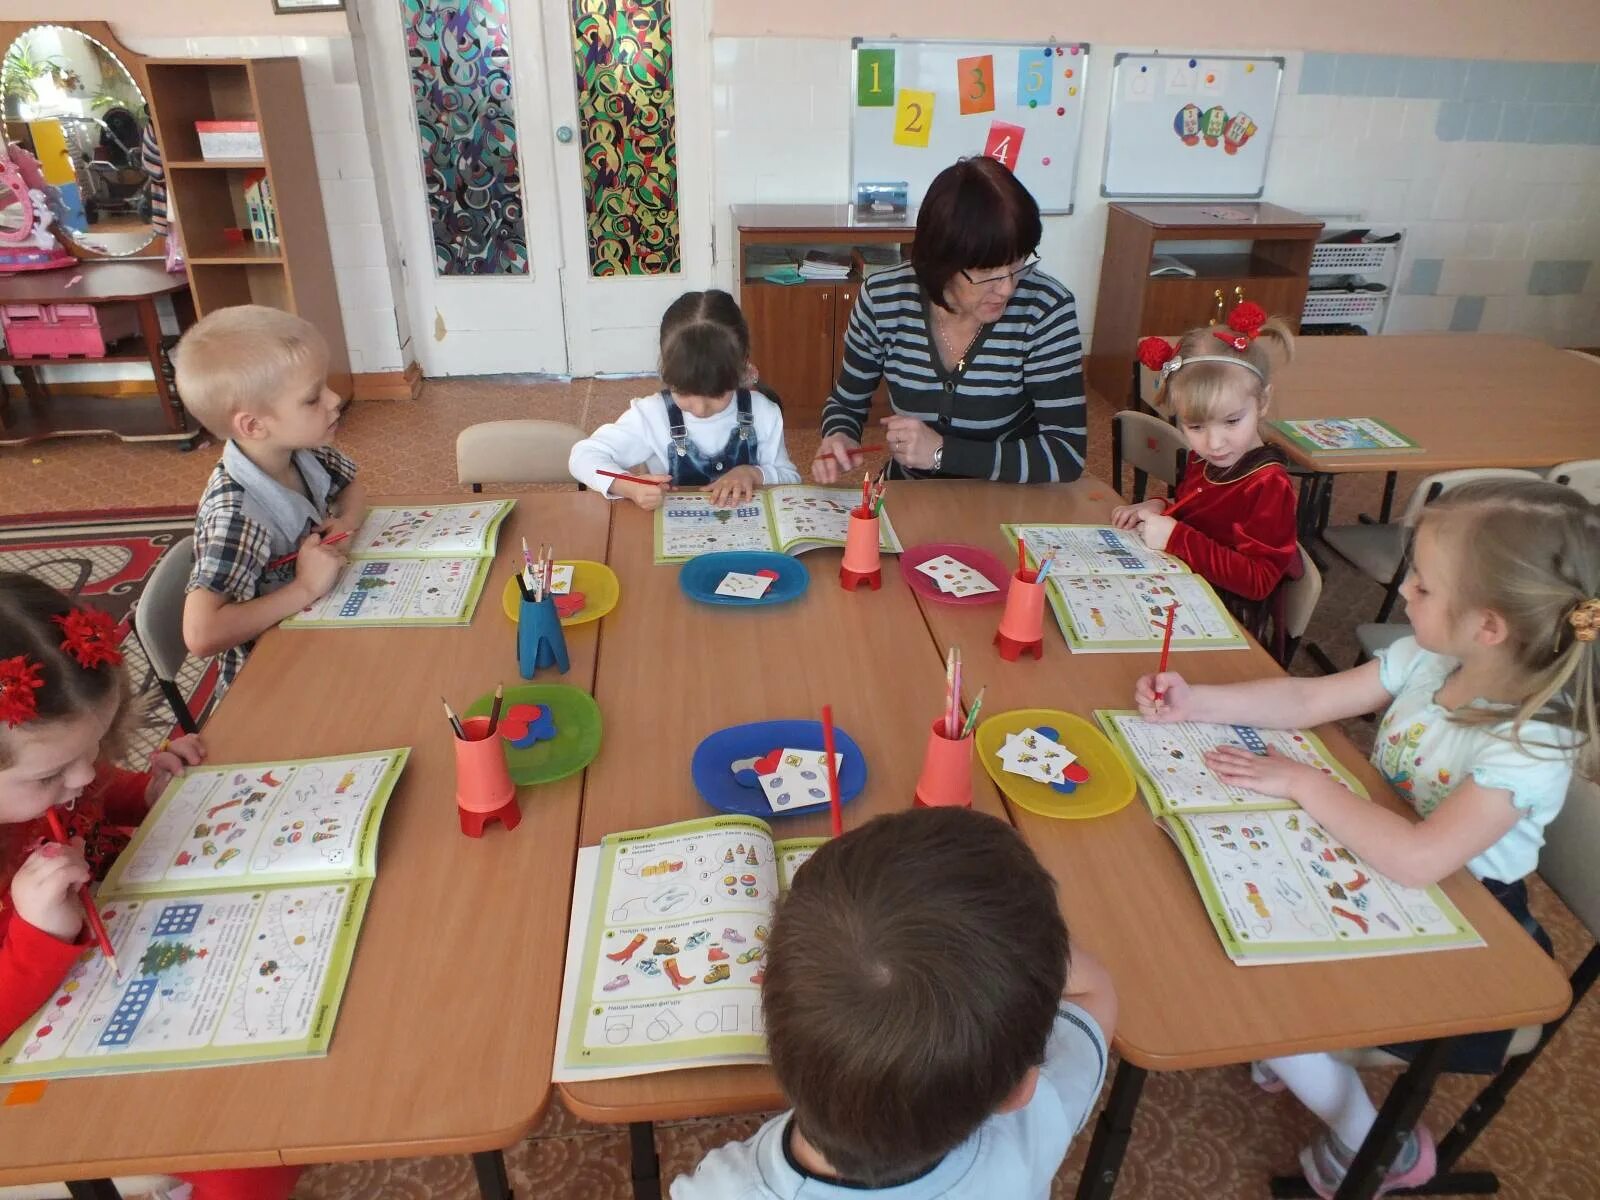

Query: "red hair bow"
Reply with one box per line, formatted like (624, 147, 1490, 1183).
(53, 607, 124, 670)
(1137, 336, 1177, 372)
(1213, 301, 1269, 351)
(0, 656, 44, 728)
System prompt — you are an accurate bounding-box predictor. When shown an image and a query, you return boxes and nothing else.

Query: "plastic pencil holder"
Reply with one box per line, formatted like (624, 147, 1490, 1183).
(454, 716, 520, 837)
(517, 590, 570, 678)
(839, 507, 883, 592)
(914, 717, 974, 808)
(995, 570, 1046, 661)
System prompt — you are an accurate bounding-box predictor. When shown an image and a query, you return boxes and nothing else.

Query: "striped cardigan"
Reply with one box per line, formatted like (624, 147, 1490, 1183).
(820, 263, 1087, 483)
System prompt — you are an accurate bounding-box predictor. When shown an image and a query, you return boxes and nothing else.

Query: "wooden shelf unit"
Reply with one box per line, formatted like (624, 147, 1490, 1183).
(733, 205, 917, 425)
(1086, 202, 1323, 404)
(143, 57, 351, 398)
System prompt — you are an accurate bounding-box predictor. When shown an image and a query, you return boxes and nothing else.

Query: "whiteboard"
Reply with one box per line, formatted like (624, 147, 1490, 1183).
(1102, 53, 1283, 199)
(850, 39, 1090, 215)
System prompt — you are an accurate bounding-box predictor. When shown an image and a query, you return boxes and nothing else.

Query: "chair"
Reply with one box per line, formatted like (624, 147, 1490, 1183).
(1320, 469, 1541, 625)
(455, 420, 587, 492)
(0, 1177, 183, 1199)
(1275, 543, 1322, 669)
(1110, 409, 1187, 503)
(132, 537, 200, 735)
(1549, 459, 1600, 504)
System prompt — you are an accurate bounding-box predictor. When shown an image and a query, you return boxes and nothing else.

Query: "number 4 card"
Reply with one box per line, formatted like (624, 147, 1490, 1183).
(958, 54, 995, 115)
(984, 120, 1026, 171)
(893, 89, 935, 147)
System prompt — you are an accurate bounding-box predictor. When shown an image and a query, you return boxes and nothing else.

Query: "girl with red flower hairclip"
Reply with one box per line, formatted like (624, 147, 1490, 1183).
(1116, 302, 1301, 650)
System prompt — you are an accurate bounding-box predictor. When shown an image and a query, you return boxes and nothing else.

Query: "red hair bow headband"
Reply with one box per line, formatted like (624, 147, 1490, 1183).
(0, 605, 123, 728)
(1138, 300, 1270, 384)
(1212, 300, 1268, 351)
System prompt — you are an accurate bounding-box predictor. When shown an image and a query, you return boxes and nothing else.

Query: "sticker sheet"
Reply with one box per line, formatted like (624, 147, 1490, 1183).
(346, 501, 513, 557)
(1048, 573, 1245, 652)
(285, 557, 488, 626)
(1008, 523, 1187, 577)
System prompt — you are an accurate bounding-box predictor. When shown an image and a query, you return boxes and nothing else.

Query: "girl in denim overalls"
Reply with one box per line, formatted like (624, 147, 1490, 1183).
(569, 290, 800, 507)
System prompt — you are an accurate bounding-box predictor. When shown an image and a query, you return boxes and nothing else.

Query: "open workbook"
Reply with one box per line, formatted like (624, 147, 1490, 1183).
(553, 814, 827, 1081)
(286, 500, 515, 627)
(0, 749, 410, 1080)
(654, 486, 902, 564)
(1096, 710, 1480, 964)
(1002, 524, 1247, 653)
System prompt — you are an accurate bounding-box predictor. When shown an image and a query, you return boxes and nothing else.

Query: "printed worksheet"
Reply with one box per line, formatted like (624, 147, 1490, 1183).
(285, 557, 490, 626)
(1047, 573, 1246, 652)
(345, 501, 514, 557)
(654, 486, 901, 563)
(1009, 524, 1187, 577)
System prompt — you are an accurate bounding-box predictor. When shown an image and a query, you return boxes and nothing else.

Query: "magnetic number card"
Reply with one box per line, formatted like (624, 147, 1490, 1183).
(857, 48, 894, 107)
(958, 54, 996, 115)
(1017, 48, 1053, 106)
(893, 88, 935, 147)
(984, 120, 1025, 171)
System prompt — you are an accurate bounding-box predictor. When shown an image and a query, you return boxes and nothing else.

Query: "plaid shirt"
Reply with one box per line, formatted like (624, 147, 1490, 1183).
(188, 441, 357, 693)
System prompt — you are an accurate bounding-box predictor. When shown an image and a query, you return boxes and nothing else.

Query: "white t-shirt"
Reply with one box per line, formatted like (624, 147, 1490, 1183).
(1373, 636, 1577, 883)
(668, 1003, 1108, 1200)
(568, 390, 800, 495)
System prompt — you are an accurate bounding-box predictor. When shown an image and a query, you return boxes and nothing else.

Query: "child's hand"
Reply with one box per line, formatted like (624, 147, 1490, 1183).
(147, 735, 207, 804)
(10, 841, 89, 942)
(812, 435, 861, 484)
(293, 530, 348, 600)
(614, 475, 671, 511)
(1132, 511, 1177, 551)
(1204, 745, 1317, 800)
(1110, 500, 1164, 530)
(706, 466, 762, 508)
(1135, 672, 1192, 720)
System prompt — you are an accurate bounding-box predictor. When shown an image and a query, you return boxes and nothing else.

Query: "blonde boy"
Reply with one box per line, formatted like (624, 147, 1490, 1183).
(176, 305, 366, 694)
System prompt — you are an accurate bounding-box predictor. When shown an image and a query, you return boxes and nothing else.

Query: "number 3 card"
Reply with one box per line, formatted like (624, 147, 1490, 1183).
(958, 54, 995, 115)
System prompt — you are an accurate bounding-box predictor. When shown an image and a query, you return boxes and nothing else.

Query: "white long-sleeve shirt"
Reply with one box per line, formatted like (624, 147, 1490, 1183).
(568, 389, 801, 496)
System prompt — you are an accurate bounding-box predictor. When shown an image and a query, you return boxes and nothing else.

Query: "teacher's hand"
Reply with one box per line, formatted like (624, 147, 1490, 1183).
(812, 433, 861, 484)
(882, 415, 944, 472)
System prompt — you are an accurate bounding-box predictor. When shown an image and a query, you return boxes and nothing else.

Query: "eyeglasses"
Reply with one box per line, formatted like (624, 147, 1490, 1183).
(960, 254, 1039, 288)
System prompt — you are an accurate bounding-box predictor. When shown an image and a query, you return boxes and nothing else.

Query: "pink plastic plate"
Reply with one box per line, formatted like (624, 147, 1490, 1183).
(898, 542, 1012, 606)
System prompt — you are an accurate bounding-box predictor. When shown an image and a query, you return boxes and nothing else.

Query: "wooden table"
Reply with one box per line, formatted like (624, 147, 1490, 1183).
(0, 259, 199, 448)
(889, 481, 1573, 1200)
(0, 494, 609, 1199)
(558, 501, 1009, 1190)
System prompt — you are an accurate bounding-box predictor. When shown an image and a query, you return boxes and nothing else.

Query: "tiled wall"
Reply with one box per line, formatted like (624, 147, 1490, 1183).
(712, 41, 1600, 348)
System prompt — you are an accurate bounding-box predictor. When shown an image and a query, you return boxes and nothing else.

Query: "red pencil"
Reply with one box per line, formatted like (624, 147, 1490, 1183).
(812, 444, 885, 460)
(597, 469, 670, 489)
(44, 809, 120, 979)
(267, 529, 350, 570)
(1017, 535, 1026, 578)
(821, 705, 843, 838)
(1153, 602, 1179, 701)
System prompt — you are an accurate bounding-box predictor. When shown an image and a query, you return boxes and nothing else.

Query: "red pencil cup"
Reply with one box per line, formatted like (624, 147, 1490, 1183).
(454, 716, 521, 837)
(994, 570, 1046, 661)
(914, 717, 974, 808)
(840, 507, 883, 591)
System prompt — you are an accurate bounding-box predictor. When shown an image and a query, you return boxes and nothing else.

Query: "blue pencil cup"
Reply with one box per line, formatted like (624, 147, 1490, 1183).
(517, 591, 570, 678)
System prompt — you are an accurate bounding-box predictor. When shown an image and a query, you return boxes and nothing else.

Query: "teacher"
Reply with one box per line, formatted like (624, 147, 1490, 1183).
(813, 156, 1086, 484)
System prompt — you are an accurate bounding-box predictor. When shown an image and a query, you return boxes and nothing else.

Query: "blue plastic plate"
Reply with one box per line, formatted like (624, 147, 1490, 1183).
(691, 719, 867, 818)
(679, 551, 809, 607)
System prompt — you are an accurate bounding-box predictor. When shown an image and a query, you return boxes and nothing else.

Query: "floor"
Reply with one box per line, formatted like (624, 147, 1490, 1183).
(1, 379, 1594, 1200)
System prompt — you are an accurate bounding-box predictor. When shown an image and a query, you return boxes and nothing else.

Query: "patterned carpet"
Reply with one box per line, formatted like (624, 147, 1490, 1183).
(0, 382, 1594, 1200)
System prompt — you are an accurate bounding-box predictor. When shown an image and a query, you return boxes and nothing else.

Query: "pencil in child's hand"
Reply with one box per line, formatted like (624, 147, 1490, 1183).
(442, 697, 466, 740)
(266, 529, 350, 570)
(43, 809, 120, 980)
(487, 684, 504, 735)
(597, 468, 669, 489)
(821, 704, 842, 838)
(1153, 602, 1179, 702)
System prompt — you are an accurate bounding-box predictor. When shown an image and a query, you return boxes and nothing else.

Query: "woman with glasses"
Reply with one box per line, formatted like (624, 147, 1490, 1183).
(813, 157, 1086, 484)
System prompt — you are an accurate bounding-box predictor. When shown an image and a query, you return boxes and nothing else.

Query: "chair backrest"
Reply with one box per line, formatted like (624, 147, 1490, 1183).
(134, 536, 195, 683)
(1398, 467, 1545, 526)
(1539, 775, 1600, 940)
(1281, 542, 1323, 641)
(456, 420, 586, 487)
(1549, 459, 1600, 505)
(1112, 409, 1188, 489)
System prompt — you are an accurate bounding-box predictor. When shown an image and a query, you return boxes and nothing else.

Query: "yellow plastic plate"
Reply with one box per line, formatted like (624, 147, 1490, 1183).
(976, 709, 1135, 820)
(501, 559, 620, 628)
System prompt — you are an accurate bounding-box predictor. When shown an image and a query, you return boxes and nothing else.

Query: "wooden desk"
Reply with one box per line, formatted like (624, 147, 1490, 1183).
(0, 494, 609, 1198)
(891, 480, 1573, 1200)
(559, 501, 1007, 1131)
(0, 260, 198, 448)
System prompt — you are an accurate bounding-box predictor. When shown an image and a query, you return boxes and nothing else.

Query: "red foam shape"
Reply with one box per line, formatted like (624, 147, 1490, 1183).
(554, 591, 587, 618)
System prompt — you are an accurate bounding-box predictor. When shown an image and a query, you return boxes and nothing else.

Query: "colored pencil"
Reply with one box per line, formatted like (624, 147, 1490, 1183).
(1153, 602, 1179, 701)
(487, 684, 504, 735)
(44, 809, 119, 980)
(811, 444, 885, 460)
(949, 651, 963, 741)
(821, 705, 843, 838)
(266, 529, 350, 570)
(1017, 534, 1027, 578)
(943, 647, 958, 739)
(442, 697, 465, 739)
(959, 686, 987, 739)
(1032, 551, 1056, 584)
(597, 468, 668, 489)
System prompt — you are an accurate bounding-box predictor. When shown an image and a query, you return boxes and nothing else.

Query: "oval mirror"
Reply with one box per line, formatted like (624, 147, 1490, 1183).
(1, 24, 158, 257)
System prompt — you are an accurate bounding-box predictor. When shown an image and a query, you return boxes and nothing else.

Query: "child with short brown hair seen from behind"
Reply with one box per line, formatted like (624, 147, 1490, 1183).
(1114, 302, 1300, 648)
(670, 807, 1117, 1198)
(176, 305, 367, 697)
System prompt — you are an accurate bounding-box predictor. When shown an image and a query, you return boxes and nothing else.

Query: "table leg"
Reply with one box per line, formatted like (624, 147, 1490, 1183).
(1294, 472, 1325, 544)
(471, 1148, 514, 1200)
(1269, 1037, 1456, 1200)
(66, 1182, 122, 1200)
(137, 297, 186, 435)
(1073, 1060, 1145, 1200)
(630, 1120, 663, 1200)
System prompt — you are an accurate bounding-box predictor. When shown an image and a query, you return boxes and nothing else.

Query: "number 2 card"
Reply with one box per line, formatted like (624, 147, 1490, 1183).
(893, 89, 935, 148)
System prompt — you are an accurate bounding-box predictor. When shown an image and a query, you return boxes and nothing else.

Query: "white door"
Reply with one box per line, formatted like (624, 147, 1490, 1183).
(360, 0, 712, 378)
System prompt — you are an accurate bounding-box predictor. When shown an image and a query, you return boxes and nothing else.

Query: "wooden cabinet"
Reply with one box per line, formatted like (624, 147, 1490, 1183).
(1087, 202, 1323, 405)
(734, 206, 914, 427)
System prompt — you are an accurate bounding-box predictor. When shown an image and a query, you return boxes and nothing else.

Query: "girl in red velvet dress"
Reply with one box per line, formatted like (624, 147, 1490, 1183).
(1113, 303, 1301, 651)
(0, 572, 300, 1200)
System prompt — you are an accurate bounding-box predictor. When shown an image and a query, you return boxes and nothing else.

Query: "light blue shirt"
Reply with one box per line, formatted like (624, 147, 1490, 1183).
(1373, 636, 1576, 883)
(668, 1003, 1107, 1200)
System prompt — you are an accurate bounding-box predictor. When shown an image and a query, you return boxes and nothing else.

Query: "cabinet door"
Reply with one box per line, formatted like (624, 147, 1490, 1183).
(1143, 277, 1308, 335)
(745, 283, 837, 426)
